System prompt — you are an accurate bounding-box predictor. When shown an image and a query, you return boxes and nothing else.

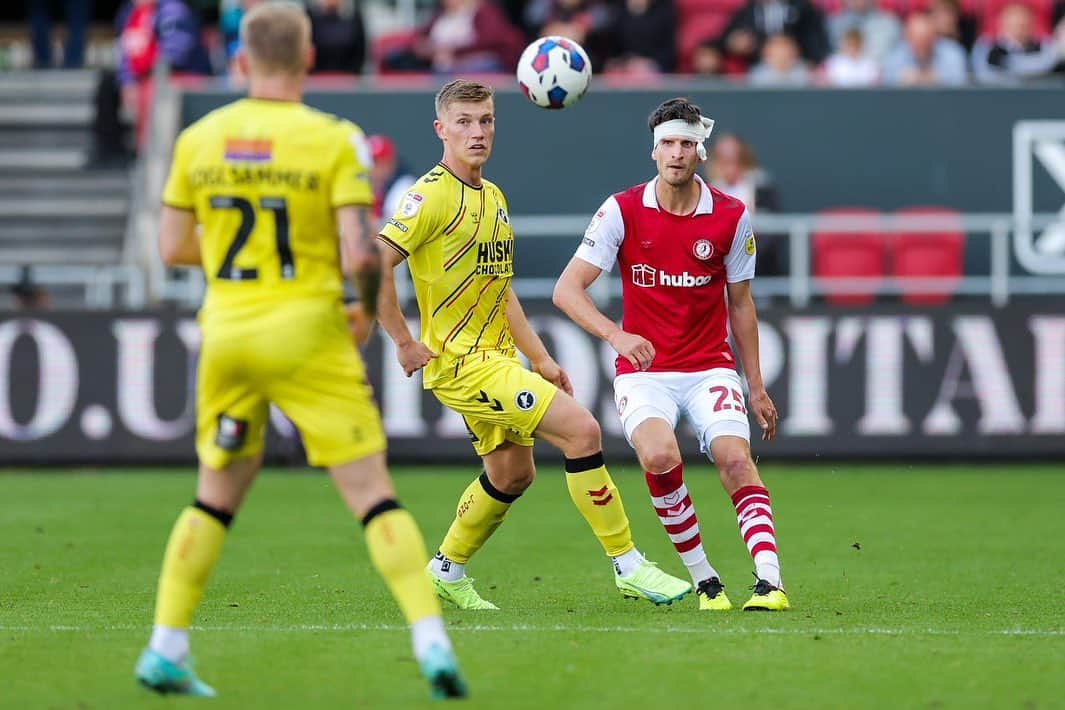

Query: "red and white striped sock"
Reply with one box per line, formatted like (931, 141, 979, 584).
(731, 485, 781, 588)
(645, 464, 717, 585)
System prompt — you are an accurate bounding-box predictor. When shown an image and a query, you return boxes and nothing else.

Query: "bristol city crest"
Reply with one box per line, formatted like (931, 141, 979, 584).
(693, 239, 714, 260)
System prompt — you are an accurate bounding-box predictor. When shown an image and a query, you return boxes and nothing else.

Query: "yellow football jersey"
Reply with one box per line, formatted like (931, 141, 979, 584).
(379, 163, 515, 388)
(163, 98, 373, 315)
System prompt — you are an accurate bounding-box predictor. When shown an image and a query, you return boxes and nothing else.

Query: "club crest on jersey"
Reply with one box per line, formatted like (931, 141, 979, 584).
(400, 192, 424, 218)
(694, 239, 714, 260)
(515, 390, 536, 410)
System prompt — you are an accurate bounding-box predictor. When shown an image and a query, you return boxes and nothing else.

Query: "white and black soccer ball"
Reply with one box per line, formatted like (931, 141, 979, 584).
(516, 36, 592, 110)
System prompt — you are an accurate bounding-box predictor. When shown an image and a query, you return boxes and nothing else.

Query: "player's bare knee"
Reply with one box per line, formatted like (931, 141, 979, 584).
(568, 413, 602, 455)
(497, 465, 535, 494)
(719, 452, 757, 488)
(641, 447, 682, 475)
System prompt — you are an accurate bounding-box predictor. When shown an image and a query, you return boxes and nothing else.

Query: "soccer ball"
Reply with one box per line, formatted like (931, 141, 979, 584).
(516, 36, 592, 110)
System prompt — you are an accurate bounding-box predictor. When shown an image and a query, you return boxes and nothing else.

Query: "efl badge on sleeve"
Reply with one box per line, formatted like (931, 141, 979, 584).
(400, 192, 424, 218)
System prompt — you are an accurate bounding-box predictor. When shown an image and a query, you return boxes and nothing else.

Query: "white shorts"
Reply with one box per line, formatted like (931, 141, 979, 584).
(613, 368, 751, 458)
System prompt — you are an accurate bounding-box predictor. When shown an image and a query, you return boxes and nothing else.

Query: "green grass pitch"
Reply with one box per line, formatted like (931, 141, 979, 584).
(2, 464, 1063, 709)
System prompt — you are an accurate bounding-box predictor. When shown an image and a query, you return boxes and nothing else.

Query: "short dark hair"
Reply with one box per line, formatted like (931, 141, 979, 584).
(435, 80, 494, 117)
(648, 98, 703, 132)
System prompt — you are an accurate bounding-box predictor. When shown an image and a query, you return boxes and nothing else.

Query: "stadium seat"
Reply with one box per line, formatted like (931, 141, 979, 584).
(372, 30, 419, 74)
(890, 207, 965, 306)
(677, 11, 733, 72)
(812, 208, 888, 306)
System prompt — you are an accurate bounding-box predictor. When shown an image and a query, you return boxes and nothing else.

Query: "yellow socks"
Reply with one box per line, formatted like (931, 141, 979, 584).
(438, 473, 518, 565)
(153, 502, 229, 629)
(363, 501, 442, 624)
(565, 453, 635, 557)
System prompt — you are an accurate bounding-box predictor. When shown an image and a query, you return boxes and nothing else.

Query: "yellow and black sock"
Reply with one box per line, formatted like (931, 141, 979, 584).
(153, 500, 230, 629)
(438, 472, 519, 565)
(363, 499, 442, 624)
(564, 452, 635, 557)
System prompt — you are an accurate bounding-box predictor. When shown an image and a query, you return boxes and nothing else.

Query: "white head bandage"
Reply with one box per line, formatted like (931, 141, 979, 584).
(652, 116, 716, 161)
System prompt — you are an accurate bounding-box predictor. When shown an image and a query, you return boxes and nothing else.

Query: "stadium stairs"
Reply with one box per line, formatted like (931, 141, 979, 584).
(0, 69, 130, 305)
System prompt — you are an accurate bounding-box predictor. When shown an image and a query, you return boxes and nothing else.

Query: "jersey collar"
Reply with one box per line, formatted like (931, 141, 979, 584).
(642, 175, 714, 215)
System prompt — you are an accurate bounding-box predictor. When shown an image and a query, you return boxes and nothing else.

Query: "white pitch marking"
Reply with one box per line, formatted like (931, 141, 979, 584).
(1, 625, 1062, 637)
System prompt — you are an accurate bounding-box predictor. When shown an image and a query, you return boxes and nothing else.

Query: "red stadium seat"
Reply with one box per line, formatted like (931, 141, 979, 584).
(890, 207, 965, 306)
(372, 30, 419, 74)
(677, 11, 733, 72)
(812, 208, 888, 306)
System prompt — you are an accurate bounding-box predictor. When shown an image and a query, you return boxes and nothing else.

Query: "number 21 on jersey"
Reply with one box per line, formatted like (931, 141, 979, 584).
(209, 194, 294, 281)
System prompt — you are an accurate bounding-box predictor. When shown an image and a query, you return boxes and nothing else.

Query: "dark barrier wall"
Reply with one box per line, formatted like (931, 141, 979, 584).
(2, 303, 1063, 463)
(182, 87, 1065, 215)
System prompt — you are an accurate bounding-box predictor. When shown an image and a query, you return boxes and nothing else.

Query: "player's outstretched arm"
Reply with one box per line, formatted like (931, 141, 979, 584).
(553, 257, 655, 371)
(375, 239, 437, 376)
(158, 205, 201, 267)
(506, 288, 572, 395)
(726, 279, 777, 441)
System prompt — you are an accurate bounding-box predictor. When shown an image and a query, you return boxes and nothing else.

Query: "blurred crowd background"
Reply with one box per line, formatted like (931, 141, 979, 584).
(6, 0, 1065, 86)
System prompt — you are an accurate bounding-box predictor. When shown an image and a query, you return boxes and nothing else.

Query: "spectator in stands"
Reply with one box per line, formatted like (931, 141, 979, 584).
(690, 40, 725, 76)
(220, 0, 265, 76)
(824, 27, 879, 85)
(368, 134, 418, 225)
(705, 133, 785, 275)
(718, 0, 830, 74)
(707, 133, 779, 215)
(385, 0, 524, 73)
(972, 3, 1061, 84)
(882, 12, 967, 85)
(116, 0, 213, 145)
(308, 0, 367, 74)
(827, 0, 900, 64)
(748, 32, 812, 84)
(11, 268, 50, 310)
(929, 0, 977, 52)
(524, 0, 613, 69)
(28, 0, 92, 68)
(604, 0, 677, 74)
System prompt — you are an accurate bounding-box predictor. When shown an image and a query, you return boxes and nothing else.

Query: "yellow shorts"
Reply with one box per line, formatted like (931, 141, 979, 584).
(431, 352, 558, 456)
(196, 298, 386, 469)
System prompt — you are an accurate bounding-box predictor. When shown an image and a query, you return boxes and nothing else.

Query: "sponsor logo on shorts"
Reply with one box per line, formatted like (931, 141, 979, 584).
(515, 390, 536, 410)
(617, 395, 628, 415)
(694, 239, 714, 260)
(582, 236, 595, 247)
(215, 415, 248, 452)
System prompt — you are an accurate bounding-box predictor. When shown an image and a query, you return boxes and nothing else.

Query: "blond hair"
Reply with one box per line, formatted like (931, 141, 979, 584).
(240, 1, 311, 76)
(435, 80, 494, 117)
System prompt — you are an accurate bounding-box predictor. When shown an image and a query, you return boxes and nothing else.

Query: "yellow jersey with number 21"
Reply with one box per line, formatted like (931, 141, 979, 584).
(163, 97, 374, 317)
